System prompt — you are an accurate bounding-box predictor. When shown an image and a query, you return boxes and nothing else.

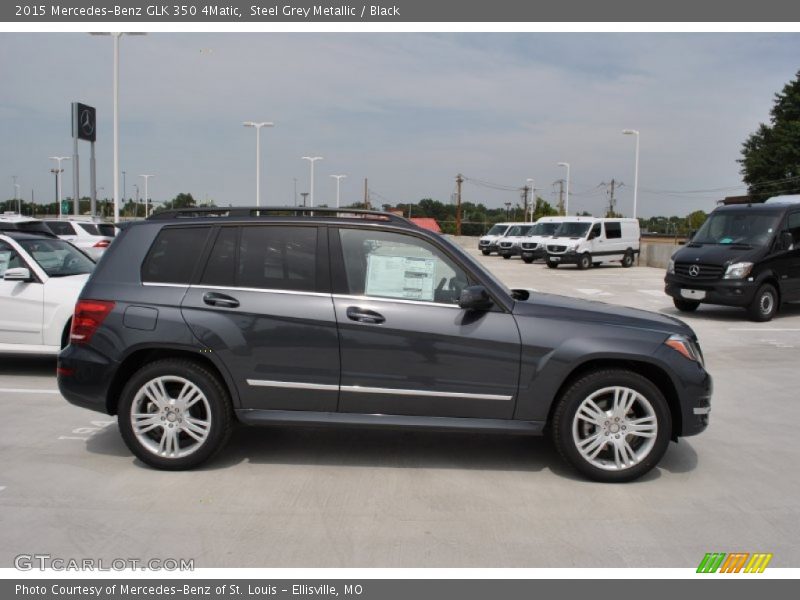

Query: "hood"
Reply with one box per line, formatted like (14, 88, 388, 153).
(548, 236, 584, 243)
(514, 291, 694, 337)
(672, 243, 764, 267)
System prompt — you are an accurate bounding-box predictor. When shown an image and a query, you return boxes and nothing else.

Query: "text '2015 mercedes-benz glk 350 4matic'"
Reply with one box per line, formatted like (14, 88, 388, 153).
(59, 208, 711, 482)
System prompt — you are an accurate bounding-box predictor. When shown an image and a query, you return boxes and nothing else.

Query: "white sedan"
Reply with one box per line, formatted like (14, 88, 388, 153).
(0, 231, 94, 354)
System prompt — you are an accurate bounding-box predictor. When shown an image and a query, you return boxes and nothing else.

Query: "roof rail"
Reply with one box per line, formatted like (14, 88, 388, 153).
(147, 206, 413, 226)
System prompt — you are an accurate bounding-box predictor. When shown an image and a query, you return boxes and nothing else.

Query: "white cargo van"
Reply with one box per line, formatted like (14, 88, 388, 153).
(518, 216, 571, 264)
(478, 222, 525, 255)
(544, 217, 640, 269)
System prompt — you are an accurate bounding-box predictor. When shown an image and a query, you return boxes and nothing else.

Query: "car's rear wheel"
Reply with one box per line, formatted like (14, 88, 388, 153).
(118, 359, 233, 470)
(546, 260, 559, 269)
(577, 253, 592, 270)
(552, 369, 671, 482)
(673, 297, 700, 312)
(747, 283, 778, 322)
(622, 250, 634, 268)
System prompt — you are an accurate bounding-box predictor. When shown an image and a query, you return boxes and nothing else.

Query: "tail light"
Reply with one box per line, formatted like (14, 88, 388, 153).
(93, 240, 111, 248)
(70, 300, 115, 344)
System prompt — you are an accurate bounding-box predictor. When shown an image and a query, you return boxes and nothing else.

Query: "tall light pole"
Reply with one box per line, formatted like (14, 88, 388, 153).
(526, 178, 535, 222)
(14, 182, 21, 214)
(330, 174, 346, 208)
(139, 174, 154, 217)
(243, 121, 274, 207)
(557, 162, 570, 215)
(623, 129, 640, 219)
(49, 156, 71, 217)
(90, 32, 146, 223)
(301, 156, 323, 207)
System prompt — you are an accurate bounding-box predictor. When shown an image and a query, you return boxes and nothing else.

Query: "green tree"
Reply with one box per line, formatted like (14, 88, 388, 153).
(739, 69, 800, 201)
(686, 210, 708, 231)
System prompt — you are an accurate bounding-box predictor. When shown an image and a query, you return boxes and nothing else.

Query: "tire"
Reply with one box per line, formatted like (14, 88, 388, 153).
(546, 260, 559, 269)
(673, 297, 700, 312)
(481, 250, 491, 256)
(522, 256, 534, 264)
(747, 283, 779, 322)
(621, 250, 634, 268)
(577, 253, 592, 270)
(118, 359, 234, 470)
(502, 254, 511, 260)
(551, 369, 672, 483)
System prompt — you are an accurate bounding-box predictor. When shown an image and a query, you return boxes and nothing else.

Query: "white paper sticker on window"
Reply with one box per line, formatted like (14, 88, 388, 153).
(365, 254, 436, 301)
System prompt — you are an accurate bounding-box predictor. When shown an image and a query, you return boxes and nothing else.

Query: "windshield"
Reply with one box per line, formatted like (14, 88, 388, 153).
(530, 222, 560, 236)
(553, 222, 591, 238)
(692, 213, 780, 247)
(486, 224, 509, 236)
(507, 225, 534, 237)
(17, 238, 95, 277)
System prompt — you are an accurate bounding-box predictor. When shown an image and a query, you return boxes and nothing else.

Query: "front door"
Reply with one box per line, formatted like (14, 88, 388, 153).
(331, 227, 520, 419)
(0, 241, 43, 346)
(180, 225, 340, 412)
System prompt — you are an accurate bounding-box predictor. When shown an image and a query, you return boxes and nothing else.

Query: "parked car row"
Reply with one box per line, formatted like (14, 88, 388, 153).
(479, 216, 641, 269)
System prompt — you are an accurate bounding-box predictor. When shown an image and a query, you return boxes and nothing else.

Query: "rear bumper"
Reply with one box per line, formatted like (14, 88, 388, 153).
(58, 344, 118, 415)
(665, 274, 758, 307)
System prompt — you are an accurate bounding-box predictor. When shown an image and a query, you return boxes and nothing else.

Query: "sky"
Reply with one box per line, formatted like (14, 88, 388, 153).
(1, 32, 798, 218)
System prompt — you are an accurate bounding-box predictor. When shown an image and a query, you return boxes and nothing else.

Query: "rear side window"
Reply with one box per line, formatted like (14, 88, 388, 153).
(141, 227, 210, 284)
(605, 222, 622, 239)
(77, 223, 101, 235)
(97, 224, 116, 237)
(237, 226, 317, 292)
(45, 221, 76, 236)
(201, 227, 238, 287)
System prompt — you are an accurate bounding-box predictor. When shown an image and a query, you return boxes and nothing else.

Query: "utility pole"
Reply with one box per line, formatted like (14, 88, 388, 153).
(521, 185, 530, 222)
(504, 202, 511, 220)
(554, 179, 565, 215)
(300, 192, 309, 207)
(455, 173, 464, 236)
(601, 179, 623, 217)
(363, 178, 369, 209)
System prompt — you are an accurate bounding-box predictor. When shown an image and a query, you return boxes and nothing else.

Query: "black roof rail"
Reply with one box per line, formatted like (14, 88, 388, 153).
(147, 206, 414, 226)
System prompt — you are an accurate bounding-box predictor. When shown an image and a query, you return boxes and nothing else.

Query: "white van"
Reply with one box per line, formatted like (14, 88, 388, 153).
(478, 222, 526, 255)
(544, 217, 640, 269)
(497, 223, 536, 258)
(518, 216, 571, 264)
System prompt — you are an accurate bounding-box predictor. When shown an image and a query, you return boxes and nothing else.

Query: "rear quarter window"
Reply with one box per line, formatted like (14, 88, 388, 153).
(141, 227, 211, 284)
(45, 221, 76, 236)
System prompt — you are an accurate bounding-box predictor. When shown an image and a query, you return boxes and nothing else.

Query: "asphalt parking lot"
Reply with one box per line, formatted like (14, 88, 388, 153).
(1, 248, 799, 568)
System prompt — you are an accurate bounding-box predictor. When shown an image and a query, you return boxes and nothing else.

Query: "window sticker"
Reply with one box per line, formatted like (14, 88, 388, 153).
(365, 254, 436, 301)
(0, 252, 10, 276)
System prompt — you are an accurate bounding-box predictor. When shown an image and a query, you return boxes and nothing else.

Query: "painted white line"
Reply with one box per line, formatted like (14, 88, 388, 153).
(638, 290, 665, 297)
(728, 328, 800, 332)
(576, 288, 612, 297)
(0, 388, 60, 395)
(0, 486, 6, 493)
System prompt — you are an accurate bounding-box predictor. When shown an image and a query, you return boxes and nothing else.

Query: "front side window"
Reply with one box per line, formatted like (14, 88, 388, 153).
(141, 227, 210, 284)
(0, 241, 25, 277)
(339, 229, 469, 304)
(16, 238, 94, 277)
(589, 223, 602, 239)
(787, 213, 800, 245)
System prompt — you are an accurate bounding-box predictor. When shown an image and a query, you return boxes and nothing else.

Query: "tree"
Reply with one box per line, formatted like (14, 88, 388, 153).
(739, 70, 800, 201)
(686, 210, 707, 231)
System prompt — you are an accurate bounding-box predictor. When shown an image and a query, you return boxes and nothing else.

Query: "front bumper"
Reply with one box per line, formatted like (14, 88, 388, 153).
(664, 274, 758, 308)
(520, 247, 545, 261)
(652, 344, 712, 437)
(478, 242, 498, 253)
(546, 250, 579, 264)
(498, 246, 520, 256)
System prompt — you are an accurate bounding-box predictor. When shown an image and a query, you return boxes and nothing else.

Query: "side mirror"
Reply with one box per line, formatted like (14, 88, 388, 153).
(459, 285, 494, 311)
(778, 231, 794, 252)
(3, 267, 32, 282)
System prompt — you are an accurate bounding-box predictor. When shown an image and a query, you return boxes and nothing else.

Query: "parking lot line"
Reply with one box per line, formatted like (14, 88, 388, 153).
(576, 288, 612, 297)
(728, 328, 800, 332)
(0, 388, 60, 394)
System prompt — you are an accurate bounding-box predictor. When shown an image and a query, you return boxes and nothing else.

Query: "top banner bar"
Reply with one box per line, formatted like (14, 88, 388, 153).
(5, 1, 800, 22)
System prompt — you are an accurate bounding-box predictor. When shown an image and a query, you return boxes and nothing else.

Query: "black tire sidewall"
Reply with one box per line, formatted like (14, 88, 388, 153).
(578, 254, 591, 270)
(522, 257, 534, 264)
(547, 260, 559, 268)
(673, 297, 700, 312)
(622, 251, 634, 268)
(552, 369, 672, 483)
(748, 284, 778, 322)
(118, 359, 232, 470)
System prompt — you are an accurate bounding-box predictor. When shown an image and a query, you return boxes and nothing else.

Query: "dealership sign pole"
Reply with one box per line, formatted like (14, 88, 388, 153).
(71, 102, 97, 216)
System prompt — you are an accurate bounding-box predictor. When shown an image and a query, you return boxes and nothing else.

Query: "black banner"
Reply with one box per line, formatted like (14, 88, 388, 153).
(5, 0, 800, 22)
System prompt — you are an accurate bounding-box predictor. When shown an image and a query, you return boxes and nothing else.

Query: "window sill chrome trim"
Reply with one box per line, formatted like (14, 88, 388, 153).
(191, 284, 331, 298)
(247, 379, 339, 391)
(341, 385, 512, 401)
(332, 294, 461, 309)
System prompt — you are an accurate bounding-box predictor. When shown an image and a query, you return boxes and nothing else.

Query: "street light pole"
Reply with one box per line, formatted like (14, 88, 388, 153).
(623, 129, 640, 219)
(557, 162, 570, 215)
(139, 174, 154, 217)
(330, 174, 346, 208)
(526, 178, 535, 222)
(243, 121, 274, 207)
(301, 156, 323, 207)
(14, 183, 21, 215)
(49, 156, 71, 217)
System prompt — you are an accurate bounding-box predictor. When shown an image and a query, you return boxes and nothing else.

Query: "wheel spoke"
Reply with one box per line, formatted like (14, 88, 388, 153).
(158, 427, 179, 456)
(627, 416, 657, 438)
(620, 438, 638, 466)
(183, 416, 210, 439)
(613, 387, 636, 417)
(578, 431, 607, 459)
(132, 412, 162, 435)
(577, 399, 606, 426)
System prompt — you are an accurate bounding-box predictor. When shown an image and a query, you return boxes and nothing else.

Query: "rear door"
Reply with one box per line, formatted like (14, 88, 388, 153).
(331, 227, 520, 419)
(180, 224, 340, 412)
(0, 240, 43, 346)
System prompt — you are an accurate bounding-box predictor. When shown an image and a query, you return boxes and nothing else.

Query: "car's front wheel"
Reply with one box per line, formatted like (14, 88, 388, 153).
(577, 253, 592, 270)
(118, 359, 233, 470)
(552, 369, 672, 482)
(522, 256, 534, 264)
(673, 297, 700, 312)
(481, 249, 491, 256)
(546, 260, 559, 269)
(747, 283, 778, 322)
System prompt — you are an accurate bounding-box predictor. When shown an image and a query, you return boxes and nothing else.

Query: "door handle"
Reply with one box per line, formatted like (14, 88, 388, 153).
(203, 292, 240, 308)
(346, 306, 385, 324)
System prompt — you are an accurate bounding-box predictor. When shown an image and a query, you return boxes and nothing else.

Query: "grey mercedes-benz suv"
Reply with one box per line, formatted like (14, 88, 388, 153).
(58, 208, 711, 482)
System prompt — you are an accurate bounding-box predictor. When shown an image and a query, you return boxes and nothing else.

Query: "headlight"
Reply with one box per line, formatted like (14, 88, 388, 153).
(723, 262, 754, 279)
(665, 334, 704, 366)
(568, 243, 578, 251)
(667, 258, 675, 274)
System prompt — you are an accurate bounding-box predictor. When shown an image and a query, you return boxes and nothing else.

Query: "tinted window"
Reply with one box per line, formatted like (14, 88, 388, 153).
(17, 238, 94, 277)
(141, 227, 210, 284)
(201, 227, 238, 287)
(605, 221, 622, 239)
(77, 223, 101, 235)
(788, 213, 800, 245)
(237, 226, 317, 292)
(97, 224, 116, 237)
(589, 223, 602, 239)
(45, 221, 76, 236)
(339, 229, 469, 305)
(0, 241, 25, 277)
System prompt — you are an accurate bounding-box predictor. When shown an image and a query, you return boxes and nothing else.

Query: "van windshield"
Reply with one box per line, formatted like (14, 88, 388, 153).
(554, 222, 591, 238)
(693, 213, 780, 247)
(530, 222, 560, 236)
(507, 225, 534, 236)
(486, 224, 509, 236)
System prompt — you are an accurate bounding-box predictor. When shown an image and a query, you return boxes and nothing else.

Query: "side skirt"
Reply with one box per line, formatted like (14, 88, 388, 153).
(235, 409, 546, 436)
